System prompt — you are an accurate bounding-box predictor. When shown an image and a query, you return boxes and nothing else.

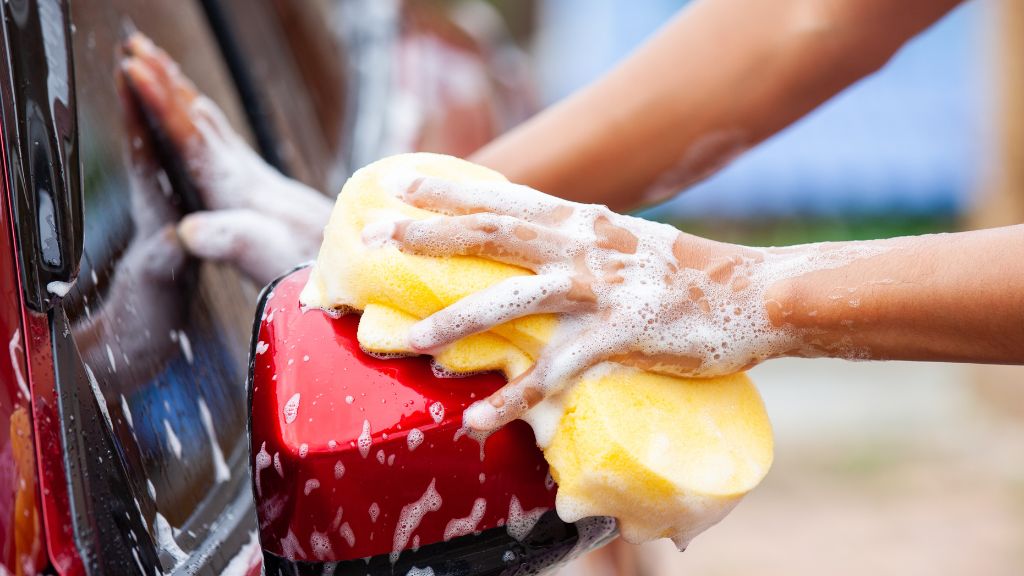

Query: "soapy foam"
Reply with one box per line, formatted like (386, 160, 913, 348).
(8, 330, 29, 401)
(429, 360, 482, 379)
(153, 512, 188, 567)
(506, 496, 547, 541)
(120, 394, 134, 428)
(198, 398, 230, 482)
(46, 280, 73, 297)
(358, 170, 797, 434)
(428, 402, 444, 424)
(310, 530, 333, 560)
(389, 169, 884, 363)
(176, 330, 193, 364)
(84, 364, 113, 431)
(304, 154, 786, 549)
(304, 479, 320, 495)
(163, 419, 182, 458)
(393, 185, 892, 433)
(254, 442, 271, 497)
(283, 393, 301, 424)
(338, 522, 356, 547)
(358, 420, 373, 458)
(391, 478, 442, 563)
(280, 529, 306, 560)
(362, 348, 415, 360)
(406, 428, 424, 451)
(106, 344, 117, 373)
(442, 497, 486, 541)
(130, 548, 146, 576)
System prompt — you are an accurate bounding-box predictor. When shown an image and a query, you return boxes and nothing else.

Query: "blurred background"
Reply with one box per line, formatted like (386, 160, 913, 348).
(61, 0, 1022, 573)
(460, 0, 1024, 574)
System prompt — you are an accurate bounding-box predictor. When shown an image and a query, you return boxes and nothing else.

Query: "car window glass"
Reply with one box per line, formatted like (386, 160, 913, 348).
(216, 0, 351, 195)
(65, 0, 256, 553)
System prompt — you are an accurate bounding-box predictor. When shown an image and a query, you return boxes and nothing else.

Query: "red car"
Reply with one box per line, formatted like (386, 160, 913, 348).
(1, 0, 611, 574)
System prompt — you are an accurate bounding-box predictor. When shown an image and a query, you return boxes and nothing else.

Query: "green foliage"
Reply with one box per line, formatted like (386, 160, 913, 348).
(661, 215, 959, 247)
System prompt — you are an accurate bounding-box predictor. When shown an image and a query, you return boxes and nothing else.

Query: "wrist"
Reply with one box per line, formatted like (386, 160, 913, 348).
(756, 246, 825, 361)
(757, 241, 890, 361)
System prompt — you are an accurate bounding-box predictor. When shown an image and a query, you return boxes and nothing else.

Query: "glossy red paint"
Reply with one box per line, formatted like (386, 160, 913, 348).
(0, 113, 82, 575)
(0, 122, 39, 576)
(21, 312, 82, 575)
(0, 117, 82, 574)
(250, 267, 556, 563)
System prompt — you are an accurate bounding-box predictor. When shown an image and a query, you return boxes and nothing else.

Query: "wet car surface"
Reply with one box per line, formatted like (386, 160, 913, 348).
(1, 0, 523, 573)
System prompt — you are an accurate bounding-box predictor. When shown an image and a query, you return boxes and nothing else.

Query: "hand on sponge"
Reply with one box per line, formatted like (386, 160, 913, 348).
(301, 153, 773, 547)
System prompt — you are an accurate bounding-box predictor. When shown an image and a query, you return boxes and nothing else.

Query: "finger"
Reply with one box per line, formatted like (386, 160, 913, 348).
(187, 95, 238, 146)
(125, 32, 198, 101)
(128, 226, 188, 283)
(122, 39, 236, 156)
(463, 331, 609, 432)
(177, 210, 316, 285)
(116, 61, 188, 235)
(124, 49, 266, 213)
(364, 214, 568, 269)
(122, 56, 202, 154)
(407, 274, 575, 352)
(116, 61, 159, 178)
(399, 176, 574, 225)
(607, 349, 704, 379)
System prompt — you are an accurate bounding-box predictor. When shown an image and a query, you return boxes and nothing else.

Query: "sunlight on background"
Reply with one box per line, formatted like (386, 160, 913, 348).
(473, 0, 1024, 574)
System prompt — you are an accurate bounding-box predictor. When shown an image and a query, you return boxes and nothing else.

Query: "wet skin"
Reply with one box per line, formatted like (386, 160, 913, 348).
(121, 33, 333, 287)
(470, 0, 965, 212)
(121, 30, 1023, 437)
(371, 176, 1024, 432)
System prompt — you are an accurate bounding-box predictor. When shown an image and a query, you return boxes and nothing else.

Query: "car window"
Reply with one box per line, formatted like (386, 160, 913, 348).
(215, 0, 351, 195)
(61, 0, 259, 570)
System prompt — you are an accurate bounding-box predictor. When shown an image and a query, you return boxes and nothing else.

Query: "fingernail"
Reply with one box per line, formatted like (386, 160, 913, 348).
(119, 19, 138, 44)
(361, 220, 398, 248)
(463, 401, 500, 431)
(175, 218, 198, 247)
(133, 33, 154, 53)
(123, 58, 156, 90)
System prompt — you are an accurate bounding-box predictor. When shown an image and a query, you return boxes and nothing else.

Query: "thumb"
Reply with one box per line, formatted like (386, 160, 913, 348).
(177, 210, 313, 285)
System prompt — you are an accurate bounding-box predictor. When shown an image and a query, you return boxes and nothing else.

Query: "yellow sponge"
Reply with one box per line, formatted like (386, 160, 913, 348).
(301, 153, 773, 547)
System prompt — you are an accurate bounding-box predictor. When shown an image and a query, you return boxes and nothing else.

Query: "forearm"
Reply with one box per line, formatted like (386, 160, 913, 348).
(765, 225, 1024, 364)
(471, 0, 961, 212)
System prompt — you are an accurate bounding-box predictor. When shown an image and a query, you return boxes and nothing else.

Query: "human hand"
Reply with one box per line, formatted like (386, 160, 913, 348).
(362, 176, 838, 432)
(67, 54, 198, 388)
(120, 33, 333, 286)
